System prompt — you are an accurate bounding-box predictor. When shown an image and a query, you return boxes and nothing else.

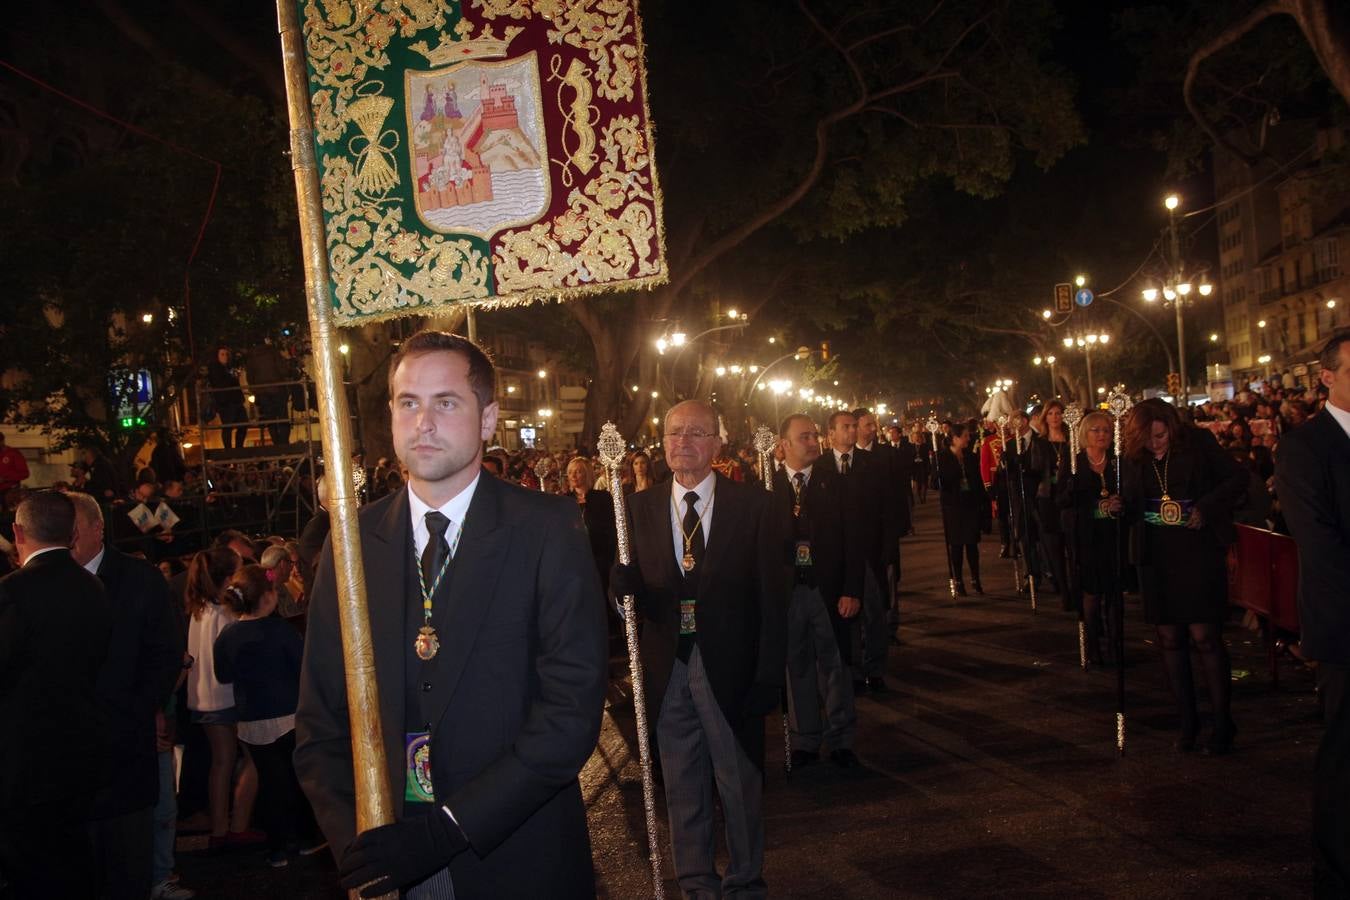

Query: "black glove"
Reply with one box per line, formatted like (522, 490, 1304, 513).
(741, 683, 782, 718)
(610, 562, 643, 597)
(339, 807, 469, 898)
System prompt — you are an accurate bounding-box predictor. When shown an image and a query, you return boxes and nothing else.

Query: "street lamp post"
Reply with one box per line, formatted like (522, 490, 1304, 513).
(1032, 354, 1058, 397)
(1165, 195, 1189, 405)
(1063, 332, 1110, 401)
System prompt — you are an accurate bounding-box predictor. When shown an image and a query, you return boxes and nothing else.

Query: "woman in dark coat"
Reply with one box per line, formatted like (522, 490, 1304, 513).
(1059, 411, 1123, 665)
(937, 422, 989, 596)
(206, 347, 248, 450)
(1121, 399, 1247, 754)
(565, 457, 616, 596)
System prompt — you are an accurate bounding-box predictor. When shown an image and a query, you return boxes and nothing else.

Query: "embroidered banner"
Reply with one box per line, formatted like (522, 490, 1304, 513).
(299, 0, 667, 324)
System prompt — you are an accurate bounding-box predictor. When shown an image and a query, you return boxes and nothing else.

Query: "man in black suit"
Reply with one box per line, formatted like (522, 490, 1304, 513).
(775, 414, 865, 768)
(815, 410, 893, 693)
(67, 491, 184, 900)
(0, 491, 113, 899)
(1275, 329, 1350, 899)
(295, 330, 608, 899)
(612, 399, 786, 897)
(854, 408, 909, 667)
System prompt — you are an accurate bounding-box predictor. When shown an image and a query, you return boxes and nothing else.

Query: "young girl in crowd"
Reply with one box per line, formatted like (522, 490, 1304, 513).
(214, 565, 322, 866)
(185, 546, 261, 848)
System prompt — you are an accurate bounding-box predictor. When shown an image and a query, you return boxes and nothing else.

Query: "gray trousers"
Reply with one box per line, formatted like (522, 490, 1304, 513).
(854, 566, 891, 679)
(657, 646, 766, 899)
(786, 584, 856, 753)
(405, 866, 455, 899)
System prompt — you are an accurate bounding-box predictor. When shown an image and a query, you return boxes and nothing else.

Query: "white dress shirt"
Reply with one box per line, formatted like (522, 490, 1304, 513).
(783, 463, 814, 487)
(832, 447, 855, 472)
(81, 547, 106, 576)
(669, 470, 716, 567)
(408, 474, 480, 560)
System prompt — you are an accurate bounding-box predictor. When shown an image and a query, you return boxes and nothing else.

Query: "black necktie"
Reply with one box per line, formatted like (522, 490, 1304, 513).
(682, 491, 705, 565)
(421, 511, 451, 592)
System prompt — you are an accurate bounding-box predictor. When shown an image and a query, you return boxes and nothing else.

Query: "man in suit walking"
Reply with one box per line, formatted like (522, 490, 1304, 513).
(295, 330, 608, 899)
(0, 491, 113, 899)
(815, 410, 893, 693)
(1275, 329, 1350, 899)
(67, 491, 184, 900)
(612, 399, 787, 898)
(774, 414, 865, 769)
(854, 408, 908, 666)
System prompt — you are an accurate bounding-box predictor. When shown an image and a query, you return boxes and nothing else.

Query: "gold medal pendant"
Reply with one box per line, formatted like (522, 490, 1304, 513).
(1100, 488, 1109, 498)
(414, 624, 440, 661)
(1158, 494, 1183, 526)
(681, 553, 696, 573)
(1098, 498, 1112, 517)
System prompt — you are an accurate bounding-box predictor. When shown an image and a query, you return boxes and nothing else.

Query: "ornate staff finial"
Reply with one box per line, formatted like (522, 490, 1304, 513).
(1064, 403, 1083, 475)
(597, 421, 626, 466)
(1106, 390, 1132, 420)
(752, 425, 776, 455)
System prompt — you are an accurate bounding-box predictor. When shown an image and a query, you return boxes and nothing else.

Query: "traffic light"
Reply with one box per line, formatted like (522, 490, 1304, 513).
(819, 340, 830, 361)
(1166, 372, 1181, 398)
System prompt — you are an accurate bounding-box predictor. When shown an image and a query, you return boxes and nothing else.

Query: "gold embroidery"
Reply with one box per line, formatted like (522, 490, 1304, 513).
(552, 56, 598, 183)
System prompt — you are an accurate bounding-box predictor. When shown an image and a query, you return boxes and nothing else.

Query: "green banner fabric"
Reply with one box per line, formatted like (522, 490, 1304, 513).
(300, 0, 667, 324)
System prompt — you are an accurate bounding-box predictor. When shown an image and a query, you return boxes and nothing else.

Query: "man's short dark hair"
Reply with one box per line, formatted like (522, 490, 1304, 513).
(212, 528, 250, 550)
(387, 330, 496, 411)
(1319, 328, 1350, 373)
(827, 410, 855, 431)
(851, 407, 872, 420)
(779, 413, 815, 439)
(15, 491, 76, 545)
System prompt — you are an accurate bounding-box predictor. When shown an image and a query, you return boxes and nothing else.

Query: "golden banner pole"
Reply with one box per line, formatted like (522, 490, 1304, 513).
(276, 0, 394, 842)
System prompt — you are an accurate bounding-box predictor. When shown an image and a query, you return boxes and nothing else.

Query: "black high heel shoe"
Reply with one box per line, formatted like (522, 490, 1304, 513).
(954, 580, 968, 597)
(971, 579, 984, 595)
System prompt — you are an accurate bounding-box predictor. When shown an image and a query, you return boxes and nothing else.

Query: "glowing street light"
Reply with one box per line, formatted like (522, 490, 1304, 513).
(537, 369, 548, 379)
(1042, 309, 1053, 319)
(338, 344, 349, 355)
(1142, 287, 1159, 303)
(1209, 333, 1219, 343)
(1075, 274, 1087, 288)
(141, 312, 154, 324)
(1164, 194, 1180, 211)
(714, 366, 726, 377)
(670, 331, 687, 347)
(1198, 283, 1213, 297)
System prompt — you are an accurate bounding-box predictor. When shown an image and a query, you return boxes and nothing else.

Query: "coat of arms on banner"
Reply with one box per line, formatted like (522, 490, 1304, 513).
(299, 0, 667, 325)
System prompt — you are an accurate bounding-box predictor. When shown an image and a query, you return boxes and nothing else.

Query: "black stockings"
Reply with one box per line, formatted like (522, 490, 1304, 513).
(1155, 623, 1233, 738)
(947, 543, 980, 584)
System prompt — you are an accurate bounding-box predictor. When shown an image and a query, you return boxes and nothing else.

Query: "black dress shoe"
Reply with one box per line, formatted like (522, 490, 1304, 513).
(790, 749, 819, 769)
(954, 581, 968, 597)
(1204, 721, 1237, 756)
(865, 676, 889, 694)
(830, 748, 859, 768)
(971, 579, 984, 595)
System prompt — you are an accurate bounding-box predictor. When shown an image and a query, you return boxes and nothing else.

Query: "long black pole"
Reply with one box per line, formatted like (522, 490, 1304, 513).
(926, 417, 957, 598)
(1008, 427, 1038, 613)
(1110, 393, 1132, 754)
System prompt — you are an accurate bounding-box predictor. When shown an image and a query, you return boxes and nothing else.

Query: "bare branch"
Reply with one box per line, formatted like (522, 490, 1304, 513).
(1183, 1, 1283, 165)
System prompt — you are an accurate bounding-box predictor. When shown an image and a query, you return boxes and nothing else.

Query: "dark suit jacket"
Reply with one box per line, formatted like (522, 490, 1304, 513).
(858, 441, 911, 547)
(295, 475, 608, 899)
(815, 447, 894, 578)
(623, 476, 788, 764)
(1275, 409, 1350, 663)
(90, 547, 184, 818)
(770, 465, 865, 662)
(0, 549, 113, 817)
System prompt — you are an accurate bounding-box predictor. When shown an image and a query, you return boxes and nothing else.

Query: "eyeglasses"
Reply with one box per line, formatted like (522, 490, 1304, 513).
(663, 429, 715, 441)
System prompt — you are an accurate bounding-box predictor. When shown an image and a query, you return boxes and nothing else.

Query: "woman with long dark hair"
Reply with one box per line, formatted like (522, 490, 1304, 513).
(937, 422, 989, 596)
(1059, 411, 1123, 665)
(1121, 399, 1247, 753)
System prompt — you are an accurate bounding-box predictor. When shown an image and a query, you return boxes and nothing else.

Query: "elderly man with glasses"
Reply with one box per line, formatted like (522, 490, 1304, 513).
(612, 399, 788, 899)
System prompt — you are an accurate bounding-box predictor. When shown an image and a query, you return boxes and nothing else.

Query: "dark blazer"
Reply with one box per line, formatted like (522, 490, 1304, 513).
(295, 475, 608, 899)
(90, 548, 184, 819)
(0, 549, 113, 816)
(1121, 427, 1247, 563)
(1276, 410, 1350, 663)
(936, 449, 990, 544)
(623, 475, 788, 763)
(770, 465, 865, 662)
(578, 488, 617, 594)
(815, 447, 894, 577)
(857, 441, 911, 549)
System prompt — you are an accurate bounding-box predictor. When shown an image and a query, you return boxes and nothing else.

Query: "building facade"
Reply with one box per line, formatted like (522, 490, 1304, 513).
(1213, 124, 1347, 386)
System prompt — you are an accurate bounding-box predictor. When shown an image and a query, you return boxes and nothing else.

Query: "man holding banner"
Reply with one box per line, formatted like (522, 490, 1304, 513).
(295, 331, 608, 899)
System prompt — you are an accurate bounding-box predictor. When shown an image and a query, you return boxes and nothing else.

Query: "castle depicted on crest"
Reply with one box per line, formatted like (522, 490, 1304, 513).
(414, 70, 539, 212)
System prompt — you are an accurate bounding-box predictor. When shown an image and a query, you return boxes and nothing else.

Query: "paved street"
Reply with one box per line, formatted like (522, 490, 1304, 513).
(179, 499, 1321, 898)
